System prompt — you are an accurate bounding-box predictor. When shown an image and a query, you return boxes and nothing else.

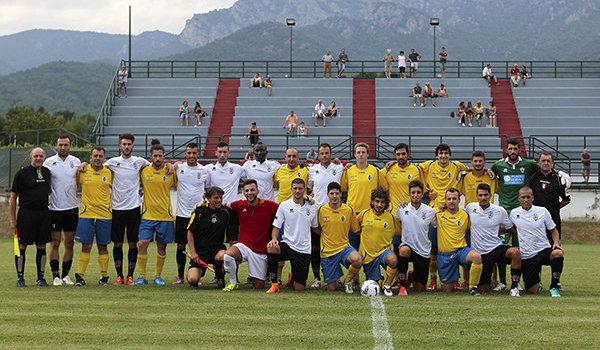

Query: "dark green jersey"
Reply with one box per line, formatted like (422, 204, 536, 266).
(491, 157, 539, 212)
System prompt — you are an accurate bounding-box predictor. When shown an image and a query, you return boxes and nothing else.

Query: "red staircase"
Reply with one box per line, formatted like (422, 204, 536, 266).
(352, 80, 377, 153)
(203, 79, 240, 158)
(490, 80, 527, 156)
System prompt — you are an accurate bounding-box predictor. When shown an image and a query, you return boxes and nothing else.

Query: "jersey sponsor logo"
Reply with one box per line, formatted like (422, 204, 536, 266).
(211, 216, 217, 223)
(448, 172, 452, 179)
(102, 176, 107, 182)
(457, 220, 462, 226)
(368, 175, 372, 181)
(407, 174, 411, 180)
(383, 222, 388, 229)
(162, 176, 167, 182)
(503, 174, 525, 185)
(340, 215, 346, 222)
(297, 172, 302, 177)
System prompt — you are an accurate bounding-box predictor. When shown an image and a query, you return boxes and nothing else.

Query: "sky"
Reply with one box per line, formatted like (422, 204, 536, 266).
(0, 0, 238, 36)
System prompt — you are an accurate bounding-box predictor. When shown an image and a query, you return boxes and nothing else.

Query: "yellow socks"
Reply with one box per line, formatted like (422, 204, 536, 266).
(77, 252, 91, 278)
(98, 253, 109, 278)
(344, 265, 360, 283)
(138, 254, 148, 279)
(155, 254, 166, 278)
(384, 266, 399, 286)
(469, 263, 483, 289)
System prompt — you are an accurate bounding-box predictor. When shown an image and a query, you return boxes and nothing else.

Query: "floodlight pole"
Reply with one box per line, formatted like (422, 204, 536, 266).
(129, 5, 131, 78)
(286, 18, 295, 78)
(430, 18, 439, 78)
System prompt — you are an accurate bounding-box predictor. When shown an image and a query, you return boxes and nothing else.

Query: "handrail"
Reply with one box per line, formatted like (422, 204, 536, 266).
(92, 59, 125, 141)
(0, 128, 93, 147)
(98, 133, 203, 158)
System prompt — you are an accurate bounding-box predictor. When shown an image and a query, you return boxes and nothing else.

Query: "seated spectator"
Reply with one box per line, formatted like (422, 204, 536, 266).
(436, 83, 449, 97)
(510, 64, 521, 87)
(179, 100, 191, 127)
(520, 65, 531, 85)
(486, 101, 497, 127)
(457, 101, 466, 127)
(283, 111, 298, 135)
(193, 101, 206, 127)
(412, 82, 424, 107)
(244, 149, 255, 161)
(264, 75, 272, 96)
(245, 122, 260, 145)
(250, 73, 263, 87)
(383, 49, 394, 79)
(306, 149, 318, 162)
(482, 64, 499, 86)
(337, 49, 348, 78)
(314, 99, 327, 127)
(465, 101, 475, 127)
(298, 121, 308, 137)
(474, 101, 485, 127)
(326, 101, 338, 117)
(423, 82, 436, 107)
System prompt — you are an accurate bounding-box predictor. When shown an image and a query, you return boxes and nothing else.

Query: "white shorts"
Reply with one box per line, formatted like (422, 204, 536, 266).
(411, 62, 418, 69)
(234, 242, 267, 280)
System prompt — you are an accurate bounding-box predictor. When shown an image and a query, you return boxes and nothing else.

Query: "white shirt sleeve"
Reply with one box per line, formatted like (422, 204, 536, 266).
(273, 204, 285, 229)
(310, 207, 319, 228)
(500, 207, 514, 229)
(543, 208, 556, 231)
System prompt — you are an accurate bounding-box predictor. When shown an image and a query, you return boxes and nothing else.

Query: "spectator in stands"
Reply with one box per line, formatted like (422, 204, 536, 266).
(326, 101, 338, 118)
(397, 51, 407, 78)
(284, 111, 298, 135)
(465, 101, 475, 127)
(510, 64, 521, 87)
(437, 83, 449, 97)
(118, 65, 128, 98)
(264, 75, 272, 96)
(322, 50, 334, 79)
(193, 101, 206, 127)
(298, 122, 308, 137)
(423, 82, 436, 107)
(581, 149, 591, 183)
(245, 122, 260, 146)
(250, 73, 263, 87)
(306, 149, 317, 163)
(408, 48, 422, 77)
(486, 101, 497, 127)
(482, 64, 499, 86)
(521, 65, 531, 85)
(244, 149, 255, 161)
(439, 47, 448, 78)
(413, 82, 424, 107)
(457, 101, 466, 127)
(383, 49, 394, 79)
(179, 100, 191, 127)
(474, 101, 485, 127)
(337, 49, 348, 78)
(314, 99, 327, 127)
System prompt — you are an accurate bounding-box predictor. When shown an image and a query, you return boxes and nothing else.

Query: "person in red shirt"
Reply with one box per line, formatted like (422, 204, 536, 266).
(222, 179, 279, 291)
(510, 64, 521, 87)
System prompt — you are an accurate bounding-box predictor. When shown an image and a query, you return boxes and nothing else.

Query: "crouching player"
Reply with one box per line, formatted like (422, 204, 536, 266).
(395, 180, 436, 295)
(74, 146, 112, 286)
(432, 187, 483, 295)
(317, 182, 362, 293)
(358, 187, 401, 297)
(186, 186, 238, 289)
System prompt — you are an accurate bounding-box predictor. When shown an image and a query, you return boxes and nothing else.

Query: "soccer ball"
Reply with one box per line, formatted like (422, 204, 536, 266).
(285, 74, 289, 78)
(360, 280, 380, 297)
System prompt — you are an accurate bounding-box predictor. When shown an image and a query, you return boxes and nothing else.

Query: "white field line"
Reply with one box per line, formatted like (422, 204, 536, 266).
(370, 296, 394, 350)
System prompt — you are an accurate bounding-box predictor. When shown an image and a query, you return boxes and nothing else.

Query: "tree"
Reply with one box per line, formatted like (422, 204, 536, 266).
(4, 105, 60, 145)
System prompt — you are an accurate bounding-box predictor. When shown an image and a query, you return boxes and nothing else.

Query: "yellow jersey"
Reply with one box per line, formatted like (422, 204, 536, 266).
(274, 165, 309, 203)
(77, 166, 112, 220)
(357, 209, 401, 264)
(380, 163, 422, 211)
(318, 203, 360, 258)
(418, 160, 469, 209)
(341, 164, 383, 213)
(141, 165, 176, 221)
(459, 170, 498, 205)
(434, 209, 470, 253)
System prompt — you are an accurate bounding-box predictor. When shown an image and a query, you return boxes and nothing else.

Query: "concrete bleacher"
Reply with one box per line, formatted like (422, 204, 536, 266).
(99, 78, 218, 157)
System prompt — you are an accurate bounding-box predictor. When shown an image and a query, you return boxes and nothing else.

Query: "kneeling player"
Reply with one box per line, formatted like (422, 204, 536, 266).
(266, 179, 319, 293)
(317, 182, 362, 293)
(186, 187, 238, 289)
(466, 183, 522, 296)
(74, 146, 112, 286)
(395, 180, 436, 295)
(433, 188, 483, 295)
(358, 187, 401, 297)
(510, 187, 564, 297)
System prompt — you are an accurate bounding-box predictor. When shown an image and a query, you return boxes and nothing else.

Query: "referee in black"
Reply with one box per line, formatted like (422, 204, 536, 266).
(9, 147, 52, 287)
(530, 152, 571, 245)
(186, 186, 238, 289)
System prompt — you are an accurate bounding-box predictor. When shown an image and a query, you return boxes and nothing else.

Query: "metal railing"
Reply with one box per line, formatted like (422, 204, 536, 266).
(98, 133, 202, 159)
(93, 60, 125, 139)
(127, 59, 600, 79)
(0, 128, 93, 148)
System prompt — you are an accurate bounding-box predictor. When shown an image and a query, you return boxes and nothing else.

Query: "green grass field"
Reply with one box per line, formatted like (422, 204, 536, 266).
(1, 240, 600, 349)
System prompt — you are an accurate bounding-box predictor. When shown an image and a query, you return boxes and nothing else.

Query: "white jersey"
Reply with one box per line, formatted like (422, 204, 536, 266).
(242, 159, 280, 202)
(466, 202, 513, 255)
(397, 55, 407, 68)
(272, 199, 318, 254)
(176, 163, 209, 218)
(105, 155, 150, 210)
(308, 162, 344, 207)
(206, 161, 246, 204)
(509, 205, 556, 260)
(315, 103, 326, 115)
(43, 154, 80, 211)
(395, 203, 436, 258)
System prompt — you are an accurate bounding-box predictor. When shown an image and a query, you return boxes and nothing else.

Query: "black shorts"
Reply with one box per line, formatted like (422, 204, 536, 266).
(399, 67, 406, 73)
(50, 208, 79, 232)
(17, 207, 52, 245)
(277, 242, 311, 286)
(111, 207, 141, 243)
(522, 248, 558, 290)
(175, 216, 192, 245)
(189, 246, 225, 269)
(402, 245, 430, 286)
(479, 245, 512, 286)
(311, 232, 320, 248)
